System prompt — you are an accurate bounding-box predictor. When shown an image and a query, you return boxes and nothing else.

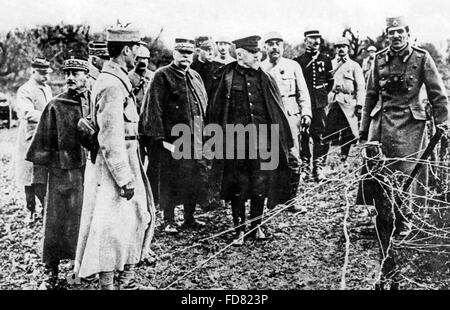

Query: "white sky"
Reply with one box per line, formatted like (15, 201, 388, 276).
(1, 0, 450, 51)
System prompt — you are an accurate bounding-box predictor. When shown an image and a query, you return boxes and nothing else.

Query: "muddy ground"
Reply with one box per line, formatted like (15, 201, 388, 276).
(1, 126, 449, 290)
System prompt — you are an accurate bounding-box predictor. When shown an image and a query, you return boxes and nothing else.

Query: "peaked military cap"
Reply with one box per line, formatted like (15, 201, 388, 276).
(335, 37, 350, 47)
(232, 35, 261, 53)
(386, 16, 408, 30)
(136, 45, 151, 58)
(304, 29, 321, 38)
(31, 57, 53, 73)
(106, 27, 145, 44)
(174, 38, 196, 53)
(195, 36, 214, 49)
(263, 31, 284, 43)
(63, 56, 89, 72)
(88, 41, 109, 57)
(215, 36, 231, 44)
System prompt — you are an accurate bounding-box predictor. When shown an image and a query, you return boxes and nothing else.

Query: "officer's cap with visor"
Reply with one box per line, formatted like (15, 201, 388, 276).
(174, 38, 196, 54)
(232, 35, 261, 53)
(263, 31, 284, 44)
(385, 16, 409, 33)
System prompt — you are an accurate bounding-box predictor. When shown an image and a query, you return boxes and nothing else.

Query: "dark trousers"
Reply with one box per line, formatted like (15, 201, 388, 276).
(300, 107, 329, 166)
(163, 203, 196, 223)
(24, 183, 46, 212)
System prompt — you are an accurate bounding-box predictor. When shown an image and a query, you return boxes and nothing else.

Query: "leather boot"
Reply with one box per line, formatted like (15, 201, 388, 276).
(40, 264, 58, 290)
(99, 271, 115, 290)
(312, 160, 325, 182)
(118, 264, 142, 290)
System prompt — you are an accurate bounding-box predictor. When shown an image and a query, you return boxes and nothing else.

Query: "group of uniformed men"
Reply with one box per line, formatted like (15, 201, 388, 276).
(12, 15, 449, 289)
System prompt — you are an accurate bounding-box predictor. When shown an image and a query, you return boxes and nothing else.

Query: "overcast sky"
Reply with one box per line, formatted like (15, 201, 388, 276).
(2, 0, 450, 50)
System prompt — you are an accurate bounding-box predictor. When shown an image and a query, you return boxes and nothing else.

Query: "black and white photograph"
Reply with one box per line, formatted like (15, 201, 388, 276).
(0, 0, 450, 292)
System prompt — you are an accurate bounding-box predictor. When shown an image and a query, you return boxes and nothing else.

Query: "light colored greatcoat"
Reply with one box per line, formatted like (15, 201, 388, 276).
(14, 78, 52, 187)
(328, 55, 365, 137)
(74, 61, 156, 278)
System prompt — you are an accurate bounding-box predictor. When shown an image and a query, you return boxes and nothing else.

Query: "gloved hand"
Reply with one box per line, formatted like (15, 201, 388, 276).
(301, 116, 312, 128)
(120, 182, 135, 200)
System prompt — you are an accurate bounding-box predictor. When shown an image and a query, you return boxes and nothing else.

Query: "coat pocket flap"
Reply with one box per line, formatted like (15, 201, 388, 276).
(409, 106, 427, 120)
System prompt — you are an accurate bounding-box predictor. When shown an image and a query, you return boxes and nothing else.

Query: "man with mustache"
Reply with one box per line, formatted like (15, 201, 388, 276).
(261, 31, 311, 213)
(324, 37, 365, 164)
(139, 38, 211, 235)
(214, 36, 235, 65)
(26, 57, 90, 289)
(358, 16, 449, 237)
(14, 57, 53, 223)
(208, 35, 293, 245)
(294, 30, 334, 182)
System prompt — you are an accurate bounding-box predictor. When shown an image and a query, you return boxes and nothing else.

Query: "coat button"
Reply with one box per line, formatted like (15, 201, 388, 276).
(404, 109, 408, 113)
(383, 108, 386, 112)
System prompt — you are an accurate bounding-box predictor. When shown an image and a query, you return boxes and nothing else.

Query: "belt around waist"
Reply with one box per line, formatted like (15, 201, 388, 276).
(125, 135, 139, 141)
(313, 84, 327, 89)
(282, 94, 296, 98)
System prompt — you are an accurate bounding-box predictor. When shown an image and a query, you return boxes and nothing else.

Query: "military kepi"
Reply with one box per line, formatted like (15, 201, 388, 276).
(106, 27, 145, 44)
(263, 31, 284, 43)
(31, 57, 52, 73)
(335, 37, 350, 47)
(304, 29, 321, 38)
(88, 41, 109, 57)
(386, 16, 407, 30)
(195, 36, 214, 50)
(63, 57, 89, 72)
(174, 38, 196, 53)
(232, 35, 261, 53)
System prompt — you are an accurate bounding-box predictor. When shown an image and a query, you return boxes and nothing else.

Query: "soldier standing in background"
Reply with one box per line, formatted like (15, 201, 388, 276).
(294, 30, 334, 182)
(261, 31, 312, 213)
(325, 37, 365, 164)
(14, 58, 53, 223)
(87, 41, 110, 89)
(128, 45, 154, 113)
(362, 45, 377, 83)
(214, 36, 235, 65)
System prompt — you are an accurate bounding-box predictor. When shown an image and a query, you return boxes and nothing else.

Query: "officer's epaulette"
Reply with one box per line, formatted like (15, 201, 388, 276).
(411, 45, 427, 54)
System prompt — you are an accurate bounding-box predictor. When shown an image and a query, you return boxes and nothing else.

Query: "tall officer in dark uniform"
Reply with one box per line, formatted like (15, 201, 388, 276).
(208, 36, 293, 246)
(140, 38, 211, 234)
(294, 30, 334, 182)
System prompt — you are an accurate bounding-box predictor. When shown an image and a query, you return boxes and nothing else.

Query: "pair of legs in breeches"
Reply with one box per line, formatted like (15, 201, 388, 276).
(99, 264, 139, 290)
(231, 194, 265, 234)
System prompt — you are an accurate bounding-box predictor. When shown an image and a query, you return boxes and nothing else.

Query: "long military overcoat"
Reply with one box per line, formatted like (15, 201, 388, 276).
(74, 61, 156, 278)
(14, 78, 52, 187)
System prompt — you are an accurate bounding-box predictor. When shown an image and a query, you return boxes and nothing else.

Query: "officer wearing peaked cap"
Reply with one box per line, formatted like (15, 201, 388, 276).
(26, 56, 90, 289)
(75, 26, 155, 290)
(261, 31, 312, 213)
(207, 35, 294, 245)
(87, 41, 109, 89)
(139, 37, 212, 235)
(357, 16, 449, 285)
(294, 29, 334, 182)
(14, 57, 53, 223)
(324, 37, 365, 164)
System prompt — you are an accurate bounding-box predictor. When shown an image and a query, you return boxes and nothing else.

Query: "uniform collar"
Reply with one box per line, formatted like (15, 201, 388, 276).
(337, 55, 349, 63)
(102, 60, 132, 92)
(387, 43, 412, 63)
(235, 64, 259, 76)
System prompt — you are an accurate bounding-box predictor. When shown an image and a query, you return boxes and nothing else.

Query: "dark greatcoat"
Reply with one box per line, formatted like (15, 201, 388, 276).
(25, 90, 87, 265)
(207, 62, 293, 208)
(139, 62, 211, 207)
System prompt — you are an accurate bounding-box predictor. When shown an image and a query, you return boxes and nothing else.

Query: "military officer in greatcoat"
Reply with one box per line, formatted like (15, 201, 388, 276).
(261, 31, 312, 213)
(324, 37, 365, 164)
(139, 38, 211, 235)
(357, 17, 449, 285)
(14, 58, 53, 223)
(294, 30, 334, 182)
